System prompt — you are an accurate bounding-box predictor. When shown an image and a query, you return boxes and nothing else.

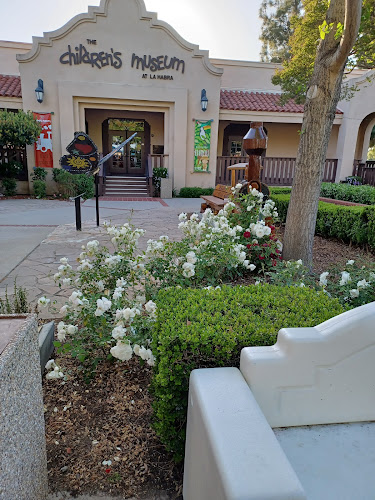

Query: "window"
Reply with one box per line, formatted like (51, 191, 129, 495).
(230, 140, 243, 157)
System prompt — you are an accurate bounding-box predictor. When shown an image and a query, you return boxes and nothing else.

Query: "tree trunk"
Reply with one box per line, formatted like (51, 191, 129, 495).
(282, 0, 362, 268)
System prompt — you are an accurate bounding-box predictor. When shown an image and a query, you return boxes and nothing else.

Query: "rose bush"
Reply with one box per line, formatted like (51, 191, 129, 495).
(40, 189, 284, 377)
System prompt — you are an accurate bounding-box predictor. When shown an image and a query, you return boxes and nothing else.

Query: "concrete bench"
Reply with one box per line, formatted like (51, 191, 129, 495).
(184, 301, 375, 499)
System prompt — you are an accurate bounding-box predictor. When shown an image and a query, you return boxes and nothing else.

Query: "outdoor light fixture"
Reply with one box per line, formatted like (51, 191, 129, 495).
(35, 79, 44, 103)
(201, 89, 208, 112)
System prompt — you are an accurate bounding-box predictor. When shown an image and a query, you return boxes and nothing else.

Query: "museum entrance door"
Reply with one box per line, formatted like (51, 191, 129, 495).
(104, 119, 149, 176)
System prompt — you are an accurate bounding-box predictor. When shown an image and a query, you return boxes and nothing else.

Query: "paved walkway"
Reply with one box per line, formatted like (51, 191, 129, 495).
(0, 197, 201, 317)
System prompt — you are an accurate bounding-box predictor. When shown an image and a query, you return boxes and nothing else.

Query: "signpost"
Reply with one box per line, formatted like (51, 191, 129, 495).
(60, 131, 137, 230)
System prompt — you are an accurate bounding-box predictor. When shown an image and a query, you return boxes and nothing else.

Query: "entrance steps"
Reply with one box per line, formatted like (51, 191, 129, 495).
(104, 176, 150, 197)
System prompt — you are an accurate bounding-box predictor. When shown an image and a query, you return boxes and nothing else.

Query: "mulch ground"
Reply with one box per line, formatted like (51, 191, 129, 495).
(43, 229, 375, 499)
(44, 357, 183, 499)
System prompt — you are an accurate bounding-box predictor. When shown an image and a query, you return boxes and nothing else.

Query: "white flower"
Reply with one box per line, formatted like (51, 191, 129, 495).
(53, 273, 61, 281)
(296, 259, 303, 268)
(60, 257, 69, 265)
(116, 307, 138, 322)
(67, 325, 78, 335)
(178, 212, 187, 221)
(95, 297, 112, 316)
(133, 344, 141, 356)
(93, 281, 104, 292)
(69, 291, 83, 308)
(116, 278, 127, 288)
(38, 296, 50, 309)
(77, 259, 93, 271)
(299, 283, 305, 287)
(159, 235, 169, 242)
(145, 300, 157, 315)
(357, 279, 369, 289)
(186, 251, 197, 264)
(319, 272, 329, 287)
(147, 353, 156, 366)
(349, 289, 360, 298)
(346, 260, 355, 266)
(112, 325, 126, 339)
(46, 366, 64, 380)
(45, 359, 56, 370)
(339, 271, 351, 286)
(86, 240, 99, 253)
(182, 262, 195, 278)
(62, 278, 72, 286)
(110, 341, 133, 361)
(112, 287, 124, 300)
(244, 262, 256, 271)
(59, 305, 69, 315)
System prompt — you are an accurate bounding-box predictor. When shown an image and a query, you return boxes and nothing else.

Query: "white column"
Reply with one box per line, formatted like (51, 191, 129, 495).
(335, 118, 362, 180)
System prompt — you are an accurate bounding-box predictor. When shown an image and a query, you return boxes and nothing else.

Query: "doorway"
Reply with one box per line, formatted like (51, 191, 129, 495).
(103, 118, 150, 176)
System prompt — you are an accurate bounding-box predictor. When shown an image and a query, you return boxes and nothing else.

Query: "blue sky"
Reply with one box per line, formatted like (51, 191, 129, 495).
(0, 0, 263, 61)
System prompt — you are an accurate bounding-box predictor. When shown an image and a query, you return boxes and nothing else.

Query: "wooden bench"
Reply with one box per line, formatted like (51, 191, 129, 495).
(200, 184, 232, 214)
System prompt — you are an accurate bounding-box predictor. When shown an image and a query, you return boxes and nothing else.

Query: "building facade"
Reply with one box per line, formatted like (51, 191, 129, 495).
(0, 0, 374, 195)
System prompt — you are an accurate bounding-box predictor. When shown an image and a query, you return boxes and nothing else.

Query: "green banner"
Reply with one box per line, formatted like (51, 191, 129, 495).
(194, 120, 212, 172)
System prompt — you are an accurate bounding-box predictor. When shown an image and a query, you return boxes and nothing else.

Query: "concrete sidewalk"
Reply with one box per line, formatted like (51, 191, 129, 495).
(0, 197, 202, 313)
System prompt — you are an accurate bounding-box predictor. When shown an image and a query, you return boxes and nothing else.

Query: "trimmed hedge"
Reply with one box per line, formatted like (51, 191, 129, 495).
(320, 182, 375, 205)
(270, 187, 292, 195)
(178, 187, 214, 198)
(271, 193, 375, 250)
(152, 285, 344, 462)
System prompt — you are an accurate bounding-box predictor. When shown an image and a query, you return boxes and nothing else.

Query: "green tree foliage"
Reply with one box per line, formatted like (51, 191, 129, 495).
(272, 0, 375, 103)
(0, 110, 41, 147)
(272, 0, 329, 103)
(259, 0, 302, 63)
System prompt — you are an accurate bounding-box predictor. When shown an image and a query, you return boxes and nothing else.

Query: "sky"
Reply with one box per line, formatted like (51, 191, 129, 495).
(0, 0, 263, 62)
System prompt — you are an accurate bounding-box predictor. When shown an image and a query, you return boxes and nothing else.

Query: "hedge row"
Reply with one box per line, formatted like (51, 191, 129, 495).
(320, 182, 375, 205)
(271, 184, 375, 205)
(177, 186, 214, 198)
(151, 285, 344, 462)
(271, 194, 375, 250)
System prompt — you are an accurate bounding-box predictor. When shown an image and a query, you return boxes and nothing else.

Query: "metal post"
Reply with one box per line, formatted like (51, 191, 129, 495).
(95, 173, 99, 227)
(75, 196, 82, 231)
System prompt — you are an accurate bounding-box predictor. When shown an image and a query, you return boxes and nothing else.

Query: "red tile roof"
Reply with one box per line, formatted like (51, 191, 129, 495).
(0, 75, 22, 98)
(220, 89, 343, 114)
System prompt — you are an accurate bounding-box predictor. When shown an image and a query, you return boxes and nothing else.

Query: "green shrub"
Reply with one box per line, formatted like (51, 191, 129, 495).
(33, 179, 46, 198)
(32, 167, 47, 181)
(152, 285, 344, 462)
(52, 168, 94, 199)
(0, 160, 23, 179)
(0, 279, 29, 314)
(178, 187, 214, 198)
(269, 187, 292, 195)
(271, 193, 375, 250)
(1, 177, 17, 196)
(320, 182, 375, 205)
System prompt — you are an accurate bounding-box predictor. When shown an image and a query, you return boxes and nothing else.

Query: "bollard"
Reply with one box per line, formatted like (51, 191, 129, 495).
(71, 193, 85, 231)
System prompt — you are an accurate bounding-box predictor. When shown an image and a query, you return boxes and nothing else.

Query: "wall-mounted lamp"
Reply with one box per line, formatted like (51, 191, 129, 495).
(201, 89, 208, 112)
(35, 79, 44, 103)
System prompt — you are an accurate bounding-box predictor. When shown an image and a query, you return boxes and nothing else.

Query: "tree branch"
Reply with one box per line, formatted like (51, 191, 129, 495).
(328, 0, 362, 71)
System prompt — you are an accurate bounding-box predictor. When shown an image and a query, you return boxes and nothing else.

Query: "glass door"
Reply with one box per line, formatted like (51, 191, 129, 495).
(107, 119, 146, 176)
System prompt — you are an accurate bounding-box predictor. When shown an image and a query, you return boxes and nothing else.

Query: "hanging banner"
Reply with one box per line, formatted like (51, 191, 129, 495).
(194, 120, 212, 172)
(33, 112, 53, 168)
